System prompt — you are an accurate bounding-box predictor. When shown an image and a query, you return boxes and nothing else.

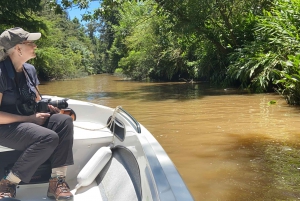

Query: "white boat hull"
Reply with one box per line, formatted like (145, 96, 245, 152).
(0, 96, 194, 201)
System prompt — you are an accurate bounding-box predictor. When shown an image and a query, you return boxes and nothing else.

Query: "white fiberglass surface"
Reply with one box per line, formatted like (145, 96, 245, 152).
(16, 179, 103, 201)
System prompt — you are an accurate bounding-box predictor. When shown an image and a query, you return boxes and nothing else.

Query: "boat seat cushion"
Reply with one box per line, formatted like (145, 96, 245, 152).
(96, 147, 142, 201)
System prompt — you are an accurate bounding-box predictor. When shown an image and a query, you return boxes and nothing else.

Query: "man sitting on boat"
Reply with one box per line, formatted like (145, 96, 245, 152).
(0, 27, 74, 200)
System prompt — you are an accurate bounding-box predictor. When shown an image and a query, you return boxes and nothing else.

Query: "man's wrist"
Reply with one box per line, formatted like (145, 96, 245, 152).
(17, 115, 30, 122)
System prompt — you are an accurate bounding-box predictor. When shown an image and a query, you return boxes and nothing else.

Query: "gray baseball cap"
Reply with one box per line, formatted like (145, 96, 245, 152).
(0, 27, 41, 51)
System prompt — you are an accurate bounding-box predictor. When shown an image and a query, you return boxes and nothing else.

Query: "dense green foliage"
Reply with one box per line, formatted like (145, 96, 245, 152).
(0, 0, 46, 30)
(228, 0, 300, 102)
(2, 0, 300, 104)
(33, 3, 97, 80)
(97, 0, 272, 81)
(94, 0, 300, 105)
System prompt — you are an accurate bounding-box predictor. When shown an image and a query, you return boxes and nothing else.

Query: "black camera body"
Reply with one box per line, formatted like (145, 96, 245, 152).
(36, 98, 69, 113)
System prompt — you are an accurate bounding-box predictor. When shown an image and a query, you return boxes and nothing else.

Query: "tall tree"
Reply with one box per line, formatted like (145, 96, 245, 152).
(0, 0, 46, 31)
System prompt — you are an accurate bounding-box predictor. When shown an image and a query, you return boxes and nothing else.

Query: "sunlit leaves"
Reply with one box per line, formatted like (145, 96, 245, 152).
(274, 53, 300, 105)
(30, 4, 96, 80)
(116, 1, 161, 80)
(228, 0, 300, 103)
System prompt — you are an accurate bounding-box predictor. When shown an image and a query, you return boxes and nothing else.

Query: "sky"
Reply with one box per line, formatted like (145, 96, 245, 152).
(67, 1, 101, 22)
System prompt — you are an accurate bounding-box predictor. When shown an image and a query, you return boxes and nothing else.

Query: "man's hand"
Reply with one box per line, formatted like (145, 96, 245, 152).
(28, 113, 50, 125)
(48, 105, 60, 114)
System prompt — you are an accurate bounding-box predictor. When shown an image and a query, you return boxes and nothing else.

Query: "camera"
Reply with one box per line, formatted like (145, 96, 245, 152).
(36, 98, 69, 113)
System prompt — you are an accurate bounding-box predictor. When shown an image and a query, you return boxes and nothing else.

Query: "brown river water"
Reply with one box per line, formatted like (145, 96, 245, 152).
(39, 74, 300, 201)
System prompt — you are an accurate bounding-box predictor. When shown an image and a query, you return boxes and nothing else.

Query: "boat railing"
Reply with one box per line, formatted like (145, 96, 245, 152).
(118, 107, 141, 134)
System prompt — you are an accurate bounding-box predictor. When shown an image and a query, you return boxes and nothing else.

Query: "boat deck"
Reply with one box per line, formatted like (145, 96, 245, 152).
(16, 179, 102, 201)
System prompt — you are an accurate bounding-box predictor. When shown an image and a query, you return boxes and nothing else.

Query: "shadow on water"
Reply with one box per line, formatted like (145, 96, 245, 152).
(57, 82, 251, 102)
(213, 134, 300, 201)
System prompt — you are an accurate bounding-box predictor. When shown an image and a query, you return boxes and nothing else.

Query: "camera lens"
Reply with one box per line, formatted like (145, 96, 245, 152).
(48, 98, 68, 109)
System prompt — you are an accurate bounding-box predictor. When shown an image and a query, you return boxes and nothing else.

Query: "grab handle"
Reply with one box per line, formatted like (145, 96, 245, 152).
(119, 107, 141, 133)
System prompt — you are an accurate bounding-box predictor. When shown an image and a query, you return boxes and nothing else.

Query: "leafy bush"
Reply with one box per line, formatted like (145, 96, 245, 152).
(274, 54, 300, 105)
(228, 0, 300, 98)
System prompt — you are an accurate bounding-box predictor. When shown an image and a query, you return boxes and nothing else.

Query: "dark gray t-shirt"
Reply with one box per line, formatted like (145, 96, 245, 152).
(0, 57, 40, 114)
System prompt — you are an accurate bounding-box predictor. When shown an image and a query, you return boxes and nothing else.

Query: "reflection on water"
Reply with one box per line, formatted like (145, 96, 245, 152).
(39, 74, 300, 201)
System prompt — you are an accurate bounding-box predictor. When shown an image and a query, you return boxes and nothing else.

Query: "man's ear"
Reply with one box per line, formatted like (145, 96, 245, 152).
(15, 44, 22, 55)
(14, 44, 21, 51)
